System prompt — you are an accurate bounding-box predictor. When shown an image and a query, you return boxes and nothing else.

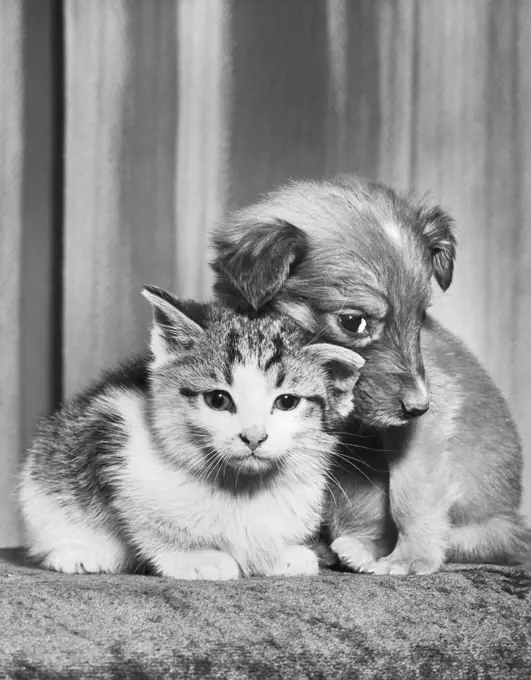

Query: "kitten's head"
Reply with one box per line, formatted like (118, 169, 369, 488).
(142, 285, 364, 489)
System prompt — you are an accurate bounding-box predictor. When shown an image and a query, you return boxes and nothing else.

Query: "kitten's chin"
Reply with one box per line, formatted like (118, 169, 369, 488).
(226, 453, 279, 475)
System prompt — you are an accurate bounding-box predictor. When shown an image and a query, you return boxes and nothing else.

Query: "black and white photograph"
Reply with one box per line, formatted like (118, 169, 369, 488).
(1, 1, 530, 678)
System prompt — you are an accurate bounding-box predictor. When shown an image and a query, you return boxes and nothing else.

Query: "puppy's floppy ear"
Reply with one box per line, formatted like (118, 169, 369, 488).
(211, 219, 308, 310)
(303, 344, 365, 422)
(417, 205, 457, 291)
(141, 285, 206, 368)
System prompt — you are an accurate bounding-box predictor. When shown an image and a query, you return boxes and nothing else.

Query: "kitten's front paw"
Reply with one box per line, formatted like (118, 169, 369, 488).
(370, 549, 443, 576)
(331, 536, 379, 573)
(265, 545, 319, 577)
(156, 549, 240, 581)
(42, 546, 123, 574)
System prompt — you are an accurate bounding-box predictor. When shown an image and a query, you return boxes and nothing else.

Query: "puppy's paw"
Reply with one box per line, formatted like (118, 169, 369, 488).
(331, 535, 379, 573)
(265, 545, 319, 577)
(156, 549, 240, 581)
(370, 551, 443, 576)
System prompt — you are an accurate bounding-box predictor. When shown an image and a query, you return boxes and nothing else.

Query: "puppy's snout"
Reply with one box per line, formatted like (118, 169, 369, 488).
(401, 400, 429, 419)
(401, 381, 429, 419)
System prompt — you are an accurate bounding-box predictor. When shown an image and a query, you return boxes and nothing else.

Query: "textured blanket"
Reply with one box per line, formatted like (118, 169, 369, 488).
(1, 550, 530, 679)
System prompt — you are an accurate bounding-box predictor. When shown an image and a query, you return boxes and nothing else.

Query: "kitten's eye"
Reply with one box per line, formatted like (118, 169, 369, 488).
(421, 310, 428, 323)
(338, 314, 368, 335)
(204, 390, 234, 412)
(274, 394, 301, 411)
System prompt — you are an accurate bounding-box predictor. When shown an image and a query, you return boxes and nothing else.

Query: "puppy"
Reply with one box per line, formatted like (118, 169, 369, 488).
(211, 175, 530, 575)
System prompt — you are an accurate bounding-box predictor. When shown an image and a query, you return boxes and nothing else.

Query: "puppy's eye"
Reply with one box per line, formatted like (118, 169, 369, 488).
(204, 390, 234, 412)
(421, 310, 427, 323)
(338, 314, 368, 335)
(274, 394, 301, 411)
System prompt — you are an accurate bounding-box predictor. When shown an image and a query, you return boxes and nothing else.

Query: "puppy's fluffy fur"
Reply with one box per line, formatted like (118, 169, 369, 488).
(211, 175, 530, 575)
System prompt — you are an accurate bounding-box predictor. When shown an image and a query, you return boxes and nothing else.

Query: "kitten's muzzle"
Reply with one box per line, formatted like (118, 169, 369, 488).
(239, 432, 268, 451)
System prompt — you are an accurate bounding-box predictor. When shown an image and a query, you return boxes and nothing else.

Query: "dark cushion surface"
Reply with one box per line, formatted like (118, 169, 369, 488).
(1, 550, 530, 679)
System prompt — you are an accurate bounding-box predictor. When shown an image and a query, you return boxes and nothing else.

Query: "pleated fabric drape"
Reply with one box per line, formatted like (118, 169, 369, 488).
(1, 0, 530, 547)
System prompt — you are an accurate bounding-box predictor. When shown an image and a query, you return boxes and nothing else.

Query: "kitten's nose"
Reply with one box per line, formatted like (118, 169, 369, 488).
(239, 431, 268, 451)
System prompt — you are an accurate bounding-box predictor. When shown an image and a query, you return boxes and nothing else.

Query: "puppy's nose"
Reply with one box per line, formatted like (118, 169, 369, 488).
(401, 400, 429, 419)
(239, 432, 268, 451)
(401, 379, 429, 419)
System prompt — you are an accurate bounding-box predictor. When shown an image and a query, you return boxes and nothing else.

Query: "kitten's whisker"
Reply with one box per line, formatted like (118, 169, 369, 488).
(332, 434, 399, 456)
(333, 453, 388, 475)
(322, 479, 339, 512)
(213, 456, 227, 488)
(234, 464, 242, 489)
(331, 455, 389, 499)
(325, 470, 353, 510)
(202, 454, 220, 481)
(330, 430, 382, 439)
(324, 473, 372, 535)
(196, 448, 224, 485)
(202, 449, 226, 487)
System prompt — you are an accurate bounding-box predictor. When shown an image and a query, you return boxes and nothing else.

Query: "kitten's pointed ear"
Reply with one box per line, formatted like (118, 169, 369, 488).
(211, 218, 308, 310)
(142, 285, 205, 368)
(303, 344, 365, 422)
(417, 205, 456, 291)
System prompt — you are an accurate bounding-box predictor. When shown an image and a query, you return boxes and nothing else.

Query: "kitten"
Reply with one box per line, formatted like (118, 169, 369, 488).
(19, 286, 364, 580)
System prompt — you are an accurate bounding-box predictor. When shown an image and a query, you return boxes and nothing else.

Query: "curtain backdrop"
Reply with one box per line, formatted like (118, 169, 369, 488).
(1, 0, 530, 547)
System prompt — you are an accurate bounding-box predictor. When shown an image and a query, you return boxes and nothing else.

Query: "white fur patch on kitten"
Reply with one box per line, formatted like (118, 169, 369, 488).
(19, 471, 128, 574)
(108, 387, 327, 577)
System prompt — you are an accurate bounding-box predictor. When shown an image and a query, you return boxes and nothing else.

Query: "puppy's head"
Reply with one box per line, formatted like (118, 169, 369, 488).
(211, 175, 456, 427)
